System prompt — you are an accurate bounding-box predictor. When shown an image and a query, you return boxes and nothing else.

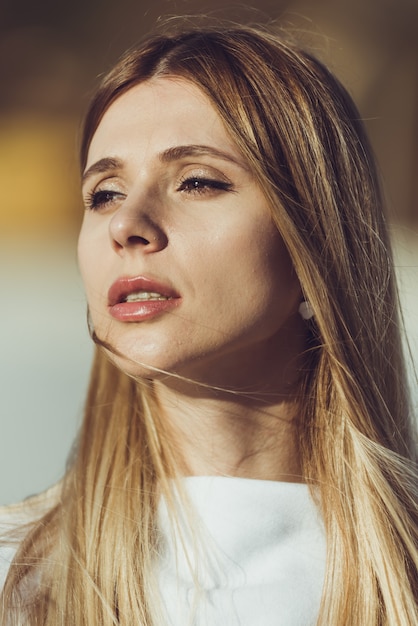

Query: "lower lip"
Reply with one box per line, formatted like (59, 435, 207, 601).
(109, 299, 180, 322)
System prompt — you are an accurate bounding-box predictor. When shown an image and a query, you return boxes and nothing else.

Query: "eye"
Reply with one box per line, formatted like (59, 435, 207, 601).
(177, 176, 233, 195)
(84, 189, 125, 211)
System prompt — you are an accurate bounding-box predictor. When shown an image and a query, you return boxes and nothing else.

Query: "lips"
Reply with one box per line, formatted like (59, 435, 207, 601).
(108, 275, 180, 322)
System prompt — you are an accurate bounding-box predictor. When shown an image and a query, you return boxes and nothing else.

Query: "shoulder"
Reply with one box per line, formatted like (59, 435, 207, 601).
(0, 483, 61, 591)
(0, 482, 61, 534)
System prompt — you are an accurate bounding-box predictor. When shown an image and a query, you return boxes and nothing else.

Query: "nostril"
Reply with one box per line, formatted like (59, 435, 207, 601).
(109, 211, 169, 252)
(127, 235, 151, 246)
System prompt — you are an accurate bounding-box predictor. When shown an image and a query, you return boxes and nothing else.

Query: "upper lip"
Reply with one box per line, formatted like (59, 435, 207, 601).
(108, 275, 180, 306)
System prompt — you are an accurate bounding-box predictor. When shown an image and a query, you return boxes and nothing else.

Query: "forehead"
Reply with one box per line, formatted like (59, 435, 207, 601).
(86, 77, 239, 167)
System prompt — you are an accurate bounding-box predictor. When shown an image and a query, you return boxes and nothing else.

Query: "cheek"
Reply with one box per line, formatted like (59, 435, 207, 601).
(231, 224, 298, 300)
(193, 222, 300, 328)
(77, 227, 106, 306)
(77, 230, 91, 288)
(267, 238, 300, 296)
(250, 242, 301, 334)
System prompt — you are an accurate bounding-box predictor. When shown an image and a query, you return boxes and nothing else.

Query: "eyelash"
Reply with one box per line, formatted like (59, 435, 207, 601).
(84, 176, 233, 211)
(85, 189, 123, 211)
(176, 176, 234, 195)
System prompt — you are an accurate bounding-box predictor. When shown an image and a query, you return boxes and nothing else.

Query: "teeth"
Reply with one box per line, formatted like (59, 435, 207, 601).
(124, 291, 170, 302)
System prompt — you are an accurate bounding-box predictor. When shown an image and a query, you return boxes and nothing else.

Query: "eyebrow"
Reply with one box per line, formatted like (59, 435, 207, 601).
(159, 144, 243, 166)
(82, 157, 122, 185)
(82, 144, 246, 186)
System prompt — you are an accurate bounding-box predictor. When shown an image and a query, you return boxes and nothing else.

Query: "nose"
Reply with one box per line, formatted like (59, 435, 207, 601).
(109, 200, 168, 254)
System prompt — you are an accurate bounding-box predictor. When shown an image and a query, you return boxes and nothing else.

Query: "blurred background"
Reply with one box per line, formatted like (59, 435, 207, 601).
(1, 0, 417, 505)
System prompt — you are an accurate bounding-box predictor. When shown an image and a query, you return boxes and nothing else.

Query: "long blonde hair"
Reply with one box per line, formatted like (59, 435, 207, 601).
(2, 22, 417, 625)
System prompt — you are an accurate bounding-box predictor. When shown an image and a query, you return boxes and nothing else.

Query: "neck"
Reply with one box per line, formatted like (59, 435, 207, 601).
(151, 317, 308, 482)
(153, 372, 303, 483)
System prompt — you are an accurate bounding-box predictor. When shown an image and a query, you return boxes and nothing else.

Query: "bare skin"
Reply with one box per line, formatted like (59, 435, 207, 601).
(154, 384, 303, 481)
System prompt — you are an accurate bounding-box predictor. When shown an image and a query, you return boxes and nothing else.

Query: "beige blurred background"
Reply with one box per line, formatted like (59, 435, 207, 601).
(1, 0, 417, 504)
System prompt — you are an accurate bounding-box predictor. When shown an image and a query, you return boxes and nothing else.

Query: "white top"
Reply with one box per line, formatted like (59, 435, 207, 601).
(0, 477, 326, 625)
(157, 477, 325, 625)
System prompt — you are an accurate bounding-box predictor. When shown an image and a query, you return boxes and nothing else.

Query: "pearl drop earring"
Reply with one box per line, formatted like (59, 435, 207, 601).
(298, 301, 314, 320)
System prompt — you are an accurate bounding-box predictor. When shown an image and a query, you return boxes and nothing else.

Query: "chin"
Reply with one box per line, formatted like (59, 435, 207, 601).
(103, 348, 168, 381)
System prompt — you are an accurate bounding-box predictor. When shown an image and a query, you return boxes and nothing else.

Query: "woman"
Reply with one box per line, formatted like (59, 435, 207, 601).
(1, 22, 417, 625)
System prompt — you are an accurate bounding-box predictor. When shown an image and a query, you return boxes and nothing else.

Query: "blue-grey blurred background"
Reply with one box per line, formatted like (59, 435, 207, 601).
(1, 0, 417, 504)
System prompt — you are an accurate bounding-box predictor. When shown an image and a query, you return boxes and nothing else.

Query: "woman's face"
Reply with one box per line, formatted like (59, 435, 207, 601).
(78, 77, 305, 385)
